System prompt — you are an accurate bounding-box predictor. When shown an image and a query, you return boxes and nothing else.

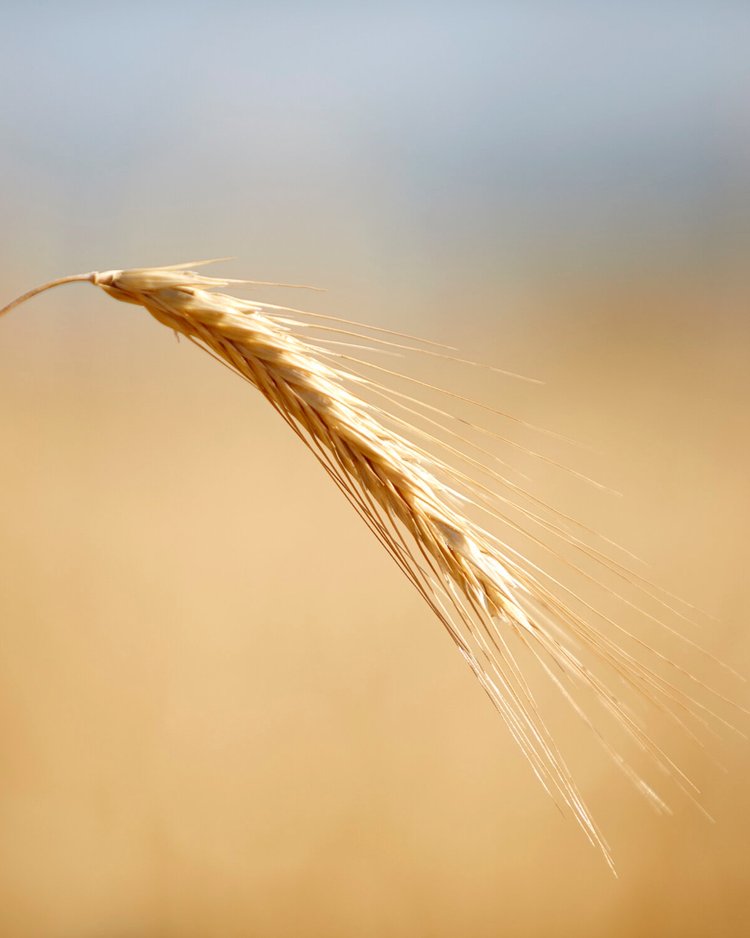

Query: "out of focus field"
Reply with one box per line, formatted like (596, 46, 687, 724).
(1, 4, 749, 937)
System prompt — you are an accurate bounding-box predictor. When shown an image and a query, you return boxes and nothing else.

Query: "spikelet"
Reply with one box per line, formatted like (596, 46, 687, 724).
(1, 263, 740, 870)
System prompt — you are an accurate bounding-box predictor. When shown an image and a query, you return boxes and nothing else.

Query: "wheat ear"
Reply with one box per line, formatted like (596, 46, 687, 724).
(1, 263, 740, 870)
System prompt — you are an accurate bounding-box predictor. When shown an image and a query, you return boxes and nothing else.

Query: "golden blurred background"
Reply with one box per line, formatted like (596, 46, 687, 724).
(1, 4, 749, 936)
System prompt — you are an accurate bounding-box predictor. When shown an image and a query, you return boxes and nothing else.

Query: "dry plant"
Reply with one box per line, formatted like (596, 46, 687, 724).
(1, 261, 742, 870)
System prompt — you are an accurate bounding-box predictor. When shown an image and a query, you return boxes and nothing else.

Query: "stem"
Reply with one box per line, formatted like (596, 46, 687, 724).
(0, 272, 97, 318)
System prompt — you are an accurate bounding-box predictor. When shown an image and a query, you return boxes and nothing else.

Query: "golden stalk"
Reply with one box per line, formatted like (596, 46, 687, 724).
(2, 262, 739, 870)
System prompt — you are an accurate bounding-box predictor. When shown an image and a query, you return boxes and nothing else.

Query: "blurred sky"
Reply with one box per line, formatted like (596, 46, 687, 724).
(1, 2, 749, 292)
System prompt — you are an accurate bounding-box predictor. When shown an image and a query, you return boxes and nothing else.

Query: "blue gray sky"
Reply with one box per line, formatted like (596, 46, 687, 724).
(1, 2, 748, 287)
